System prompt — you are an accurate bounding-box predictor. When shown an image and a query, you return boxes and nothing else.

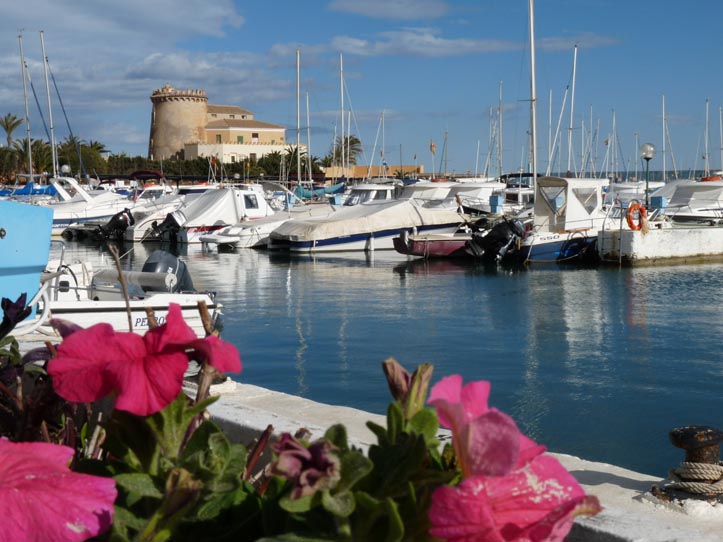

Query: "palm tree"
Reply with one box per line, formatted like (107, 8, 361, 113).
(333, 134, 363, 165)
(0, 114, 24, 149)
(87, 140, 108, 154)
(13, 139, 52, 176)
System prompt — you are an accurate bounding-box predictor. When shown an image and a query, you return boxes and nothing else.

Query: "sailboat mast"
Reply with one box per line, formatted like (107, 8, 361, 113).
(528, 0, 538, 186)
(40, 31, 58, 178)
(18, 34, 33, 181)
(306, 92, 312, 183)
(719, 106, 723, 174)
(566, 45, 577, 176)
(339, 53, 345, 179)
(498, 81, 503, 176)
(662, 95, 667, 183)
(705, 98, 710, 177)
(296, 49, 301, 185)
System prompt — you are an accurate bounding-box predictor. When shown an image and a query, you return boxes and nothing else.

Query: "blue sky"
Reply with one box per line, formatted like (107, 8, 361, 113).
(1, 0, 721, 178)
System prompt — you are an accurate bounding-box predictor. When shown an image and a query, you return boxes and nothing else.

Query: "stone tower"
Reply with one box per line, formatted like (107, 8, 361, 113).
(148, 85, 208, 160)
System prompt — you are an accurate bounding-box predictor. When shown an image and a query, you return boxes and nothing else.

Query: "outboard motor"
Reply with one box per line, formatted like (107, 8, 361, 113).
(141, 250, 194, 293)
(151, 212, 183, 243)
(466, 218, 526, 263)
(98, 208, 135, 240)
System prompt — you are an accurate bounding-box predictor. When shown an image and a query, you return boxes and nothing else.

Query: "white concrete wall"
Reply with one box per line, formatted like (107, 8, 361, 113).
(599, 227, 723, 265)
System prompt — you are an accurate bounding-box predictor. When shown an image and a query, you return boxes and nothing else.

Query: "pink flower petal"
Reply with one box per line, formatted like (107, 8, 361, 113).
(429, 480, 504, 542)
(48, 323, 122, 403)
(462, 410, 520, 477)
(0, 439, 116, 542)
(460, 380, 491, 422)
(109, 350, 189, 416)
(486, 455, 587, 531)
(143, 303, 198, 353)
(428, 375, 466, 431)
(188, 336, 242, 374)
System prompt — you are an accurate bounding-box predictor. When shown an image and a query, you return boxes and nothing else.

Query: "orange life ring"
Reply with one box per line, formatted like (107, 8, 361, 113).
(626, 201, 647, 230)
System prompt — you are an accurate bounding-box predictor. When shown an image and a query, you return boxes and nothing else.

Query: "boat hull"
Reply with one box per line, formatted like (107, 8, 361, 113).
(279, 223, 461, 253)
(393, 232, 471, 258)
(44, 293, 219, 338)
(0, 200, 53, 308)
(518, 232, 597, 263)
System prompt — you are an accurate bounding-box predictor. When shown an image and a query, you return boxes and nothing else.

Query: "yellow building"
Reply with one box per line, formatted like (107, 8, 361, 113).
(148, 85, 291, 163)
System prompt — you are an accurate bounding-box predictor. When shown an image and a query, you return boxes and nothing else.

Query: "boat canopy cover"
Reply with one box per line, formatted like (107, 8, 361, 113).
(271, 199, 466, 242)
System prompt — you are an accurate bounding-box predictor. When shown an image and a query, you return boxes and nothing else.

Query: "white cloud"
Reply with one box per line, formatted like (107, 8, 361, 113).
(332, 27, 519, 57)
(329, 0, 449, 20)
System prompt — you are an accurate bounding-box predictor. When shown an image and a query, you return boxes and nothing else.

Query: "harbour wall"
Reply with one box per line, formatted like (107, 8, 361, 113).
(599, 227, 723, 266)
(193, 379, 723, 542)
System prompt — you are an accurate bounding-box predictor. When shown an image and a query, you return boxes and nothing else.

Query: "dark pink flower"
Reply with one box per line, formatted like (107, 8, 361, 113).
(48, 304, 241, 416)
(427, 375, 601, 541)
(0, 438, 116, 541)
(271, 433, 340, 499)
(428, 375, 522, 477)
(429, 456, 601, 542)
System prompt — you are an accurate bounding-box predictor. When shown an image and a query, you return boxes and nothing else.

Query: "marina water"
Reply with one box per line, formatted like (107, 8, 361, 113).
(53, 240, 723, 478)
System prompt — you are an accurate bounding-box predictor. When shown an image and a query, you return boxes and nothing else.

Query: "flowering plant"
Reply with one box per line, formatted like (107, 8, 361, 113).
(0, 294, 600, 541)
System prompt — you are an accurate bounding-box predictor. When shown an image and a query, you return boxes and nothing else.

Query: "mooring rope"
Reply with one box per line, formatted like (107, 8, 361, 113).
(668, 462, 723, 495)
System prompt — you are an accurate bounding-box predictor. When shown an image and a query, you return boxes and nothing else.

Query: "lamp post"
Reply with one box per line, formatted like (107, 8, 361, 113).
(640, 143, 656, 208)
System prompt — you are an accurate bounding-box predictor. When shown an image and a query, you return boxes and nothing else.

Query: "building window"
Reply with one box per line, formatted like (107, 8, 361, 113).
(231, 155, 236, 163)
(237, 135, 244, 144)
(250, 153, 257, 162)
(271, 139, 275, 145)
(211, 113, 217, 118)
(215, 135, 222, 144)
(229, 114, 235, 119)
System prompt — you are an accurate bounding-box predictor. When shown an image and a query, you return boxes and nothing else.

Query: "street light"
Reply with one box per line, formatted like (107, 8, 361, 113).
(640, 143, 656, 208)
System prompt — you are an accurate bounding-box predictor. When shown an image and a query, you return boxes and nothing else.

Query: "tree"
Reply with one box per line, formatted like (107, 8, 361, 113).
(0, 114, 23, 149)
(13, 138, 52, 176)
(87, 140, 108, 154)
(323, 134, 363, 166)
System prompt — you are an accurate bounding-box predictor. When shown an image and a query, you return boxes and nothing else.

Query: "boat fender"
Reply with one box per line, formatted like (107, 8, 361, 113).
(626, 201, 647, 231)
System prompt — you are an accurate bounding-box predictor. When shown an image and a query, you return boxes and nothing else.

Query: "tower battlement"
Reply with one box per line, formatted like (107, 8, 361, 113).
(150, 84, 207, 104)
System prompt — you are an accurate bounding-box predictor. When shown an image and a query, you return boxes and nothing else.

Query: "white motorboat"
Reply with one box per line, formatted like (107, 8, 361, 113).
(41, 176, 133, 236)
(15, 248, 220, 339)
(268, 198, 468, 253)
(199, 182, 399, 250)
(650, 179, 723, 224)
(141, 185, 276, 244)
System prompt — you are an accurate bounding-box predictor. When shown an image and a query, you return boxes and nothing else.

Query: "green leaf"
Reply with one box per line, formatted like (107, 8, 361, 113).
(256, 535, 336, 542)
(279, 493, 316, 513)
(114, 473, 163, 499)
(321, 489, 355, 517)
(336, 450, 372, 492)
(112, 505, 148, 534)
(366, 421, 389, 446)
(352, 492, 404, 542)
(324, 424, 348, 450)
(386, 403, 404, 443)
(408, 407, 439, 443)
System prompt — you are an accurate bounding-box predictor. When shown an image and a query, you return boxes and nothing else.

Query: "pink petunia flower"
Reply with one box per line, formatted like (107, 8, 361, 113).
(429, 458, 601, 542)
(48, 304, 241, 416)
(0, 438, 117, 542)
(428, 375, 525, 477)
(427, 375, 601, 541)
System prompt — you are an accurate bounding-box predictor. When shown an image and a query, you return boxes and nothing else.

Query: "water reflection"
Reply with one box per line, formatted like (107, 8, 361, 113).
(52, 242, 723, 477)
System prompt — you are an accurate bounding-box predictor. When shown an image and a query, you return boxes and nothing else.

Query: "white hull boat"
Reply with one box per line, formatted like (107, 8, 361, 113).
(268, 198, 467, 253)
(17, 248, 220, 339)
